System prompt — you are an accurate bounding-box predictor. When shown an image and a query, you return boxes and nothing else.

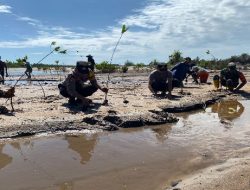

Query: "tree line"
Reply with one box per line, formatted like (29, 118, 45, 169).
(4, 51, 250, 72)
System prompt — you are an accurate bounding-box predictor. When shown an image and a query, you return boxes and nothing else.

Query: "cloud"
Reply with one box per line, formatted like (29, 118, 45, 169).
(0, 0, 250, 63)
(17, 16, 39, 23)
(0, 4, 12, 13)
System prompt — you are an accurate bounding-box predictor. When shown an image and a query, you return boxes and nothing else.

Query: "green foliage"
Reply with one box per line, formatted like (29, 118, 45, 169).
(5, 60, 22, 68)
(133, 63, 145, 71)
(124, 60, 135, 66)
(121, 65, 128, 73)
(121, 24, 128, 34)
(59, 50, 67, 54)
(51, 41, 56, 46)
(5, 56, 29, 68)
(96, 61, 117, 73)
(149, 59, 158, 68)
(54, 46, 61, 52)
(168, 50, 183, 65)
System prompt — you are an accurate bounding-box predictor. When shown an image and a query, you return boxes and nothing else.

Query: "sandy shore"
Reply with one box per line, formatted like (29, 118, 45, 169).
(165, 147, 250, 190)
(0, 70, 250, 138)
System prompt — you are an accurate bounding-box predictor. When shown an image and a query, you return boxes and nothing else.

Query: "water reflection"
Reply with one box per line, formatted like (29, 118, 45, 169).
(66, 134, 97, 165)
(151, 125, 172, 143)
(58, 181, 74, 190)
(211, 100, 244, 121)
(0, 144, 12, 170)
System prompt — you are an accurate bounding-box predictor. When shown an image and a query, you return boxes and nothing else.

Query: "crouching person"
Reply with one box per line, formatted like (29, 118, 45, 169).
(220, 62, 247, 91)
(191, 66, 209, 84)
(148, 63, 174, 99)
(58, 61, 108, 108)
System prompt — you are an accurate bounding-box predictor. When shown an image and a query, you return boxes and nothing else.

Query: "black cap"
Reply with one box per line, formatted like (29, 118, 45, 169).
(76, 61, 90, 74)
(86, 54, 93, 58)
(184, 57, 191, 62)
(156, 62, 167, 66)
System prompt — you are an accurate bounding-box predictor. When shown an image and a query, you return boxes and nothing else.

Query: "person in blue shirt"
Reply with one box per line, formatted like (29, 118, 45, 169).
(171, 57, 193, 87)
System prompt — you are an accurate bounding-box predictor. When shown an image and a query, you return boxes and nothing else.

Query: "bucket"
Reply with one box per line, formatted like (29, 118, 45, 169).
(213, 75, 220, 89)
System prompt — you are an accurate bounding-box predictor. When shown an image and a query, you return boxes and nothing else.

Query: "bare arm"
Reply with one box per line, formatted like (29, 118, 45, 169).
(90, 79, 108, 93)
(235, 72, 247, 91)
(235, 80, 247, 91)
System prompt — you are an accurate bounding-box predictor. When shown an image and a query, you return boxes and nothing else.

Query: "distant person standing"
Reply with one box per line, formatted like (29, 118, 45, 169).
(86, 55, 95, 71)
(0, 56, 9, 84)
(23, 59, 32, 79)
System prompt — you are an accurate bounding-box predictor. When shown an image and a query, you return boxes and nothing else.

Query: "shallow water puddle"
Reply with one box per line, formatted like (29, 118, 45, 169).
(0, 100, 250, 190)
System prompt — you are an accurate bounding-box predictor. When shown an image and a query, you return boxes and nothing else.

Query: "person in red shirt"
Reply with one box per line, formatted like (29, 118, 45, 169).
(191, 66, 209, 84)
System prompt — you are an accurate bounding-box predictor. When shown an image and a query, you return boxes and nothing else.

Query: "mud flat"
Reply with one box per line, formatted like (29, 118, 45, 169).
(0, 71, 250, 138)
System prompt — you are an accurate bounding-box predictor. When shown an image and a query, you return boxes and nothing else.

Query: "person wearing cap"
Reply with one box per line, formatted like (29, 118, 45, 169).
(58, 61, 108, 107)
(86, 55, 95, 71)
(148, 63, 174, 98)
(220, 62, 247, 91)
(190, 66, 209, 84)
(0, 56, 9, 84)
(171, 57, 193, 87)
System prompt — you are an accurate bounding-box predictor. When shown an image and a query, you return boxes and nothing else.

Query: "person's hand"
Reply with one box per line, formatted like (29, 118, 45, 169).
(4, 87, 15, 98)
(233, 89, 240, 93)
(101, 87, 108, 93)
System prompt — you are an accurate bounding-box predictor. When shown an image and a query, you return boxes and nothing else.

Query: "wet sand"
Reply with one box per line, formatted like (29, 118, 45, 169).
(169, 148, 250, 190)
(1, 70, 249, 136)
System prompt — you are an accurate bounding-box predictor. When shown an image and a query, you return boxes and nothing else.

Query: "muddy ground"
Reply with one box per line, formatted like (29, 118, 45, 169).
(0, 70, 250, 138)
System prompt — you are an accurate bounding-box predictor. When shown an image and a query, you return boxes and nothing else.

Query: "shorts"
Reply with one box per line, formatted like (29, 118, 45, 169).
(221, 79, 238, 89)
(58, 83, 98, 98)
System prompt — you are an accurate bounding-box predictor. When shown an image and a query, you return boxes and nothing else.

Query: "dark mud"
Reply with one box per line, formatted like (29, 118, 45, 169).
(83, 111, 178, 128)
(160, 93, 228, 113)
(0, 121, 114, 139)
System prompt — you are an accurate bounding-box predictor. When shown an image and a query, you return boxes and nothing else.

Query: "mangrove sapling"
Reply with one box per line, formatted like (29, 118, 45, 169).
(6, 42, 67, 112)
(206, 50, 217, 69)
(103, 24, 128, 105)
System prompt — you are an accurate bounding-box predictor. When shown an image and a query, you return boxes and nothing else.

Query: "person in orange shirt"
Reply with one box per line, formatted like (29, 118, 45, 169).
(191, 66, 209, 84)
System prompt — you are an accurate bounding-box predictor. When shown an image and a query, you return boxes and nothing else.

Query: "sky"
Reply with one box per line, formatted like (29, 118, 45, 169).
(0, 0, 250, 65)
